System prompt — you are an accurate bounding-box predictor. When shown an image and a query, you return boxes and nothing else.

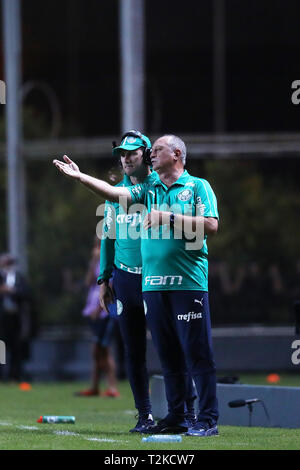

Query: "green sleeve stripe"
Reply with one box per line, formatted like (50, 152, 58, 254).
(198, 179, 218, 217)
(198, 180, 212, 216)
(209, 184, 218, 217)
(213, 193, 218, 217)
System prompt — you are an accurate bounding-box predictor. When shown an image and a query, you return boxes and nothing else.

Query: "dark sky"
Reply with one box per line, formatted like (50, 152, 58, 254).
(1, 0, 300, 137)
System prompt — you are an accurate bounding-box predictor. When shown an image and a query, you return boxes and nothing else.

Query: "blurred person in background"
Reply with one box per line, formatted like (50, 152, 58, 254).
(75, 237, 120, 397)
(0, 253, 35, 381)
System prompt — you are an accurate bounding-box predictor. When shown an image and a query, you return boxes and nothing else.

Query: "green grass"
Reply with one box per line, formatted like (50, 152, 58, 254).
(0, 377, 299, 450)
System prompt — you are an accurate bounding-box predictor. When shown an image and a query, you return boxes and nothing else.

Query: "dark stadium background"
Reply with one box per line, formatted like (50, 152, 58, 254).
(0, 0, 299, 332)
(10, 0, 300, 135)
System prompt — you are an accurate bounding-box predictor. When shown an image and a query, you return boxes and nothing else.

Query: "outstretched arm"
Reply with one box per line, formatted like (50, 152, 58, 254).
(53, 155, 132, 203)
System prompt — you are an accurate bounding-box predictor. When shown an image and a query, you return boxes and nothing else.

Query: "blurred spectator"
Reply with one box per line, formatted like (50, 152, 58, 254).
(265, 263, 285, 323)
(208, 260, 224, 322)
(230, 262, 269, 323)
(208, 260, 290, 324)
(210, 261, 246, 324)
(268, 264, 284, 295)
(0, 253, 36, 381)
(288, 259, 300, 300)
(75, 238, 120, 397)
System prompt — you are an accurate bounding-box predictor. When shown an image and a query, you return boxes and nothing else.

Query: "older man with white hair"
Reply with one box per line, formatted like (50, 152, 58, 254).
(53, 133, 219, 437)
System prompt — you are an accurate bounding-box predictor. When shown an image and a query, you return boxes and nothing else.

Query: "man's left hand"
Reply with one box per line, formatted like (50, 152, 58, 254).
(143, 209, 171, 230)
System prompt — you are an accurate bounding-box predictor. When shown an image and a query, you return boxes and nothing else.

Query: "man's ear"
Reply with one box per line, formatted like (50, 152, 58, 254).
(173, 149, 181, 161)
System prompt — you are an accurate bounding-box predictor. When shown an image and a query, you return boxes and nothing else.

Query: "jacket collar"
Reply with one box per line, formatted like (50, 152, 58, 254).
(123, 170, 157, 186)
(153, 169, 190, 188)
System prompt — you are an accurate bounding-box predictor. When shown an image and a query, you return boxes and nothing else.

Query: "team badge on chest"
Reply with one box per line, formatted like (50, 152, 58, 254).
(177, 188, 193, 201)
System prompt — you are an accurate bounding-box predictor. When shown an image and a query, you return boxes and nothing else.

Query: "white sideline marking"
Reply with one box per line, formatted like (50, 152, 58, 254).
(17, 425, 39, 430)
(0, 421, 127, 444)
(54, 430, 80, 437)
(85, 437, 120, 443)
(54, 431, 125, 444)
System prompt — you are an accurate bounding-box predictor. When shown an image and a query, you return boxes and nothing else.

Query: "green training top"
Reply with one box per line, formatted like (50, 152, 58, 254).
(98, 171, 159, 281)
(128, 169, 219, 292)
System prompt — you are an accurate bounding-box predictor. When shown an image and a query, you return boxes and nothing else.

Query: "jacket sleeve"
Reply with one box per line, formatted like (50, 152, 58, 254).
(98, 201, 116, 283)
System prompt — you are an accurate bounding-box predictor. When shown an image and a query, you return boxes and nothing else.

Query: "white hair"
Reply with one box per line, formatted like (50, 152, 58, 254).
(164, 134, 187, 166)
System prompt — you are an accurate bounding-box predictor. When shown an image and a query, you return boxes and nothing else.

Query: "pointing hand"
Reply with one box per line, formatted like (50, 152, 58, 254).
(53, 155, 81, 180)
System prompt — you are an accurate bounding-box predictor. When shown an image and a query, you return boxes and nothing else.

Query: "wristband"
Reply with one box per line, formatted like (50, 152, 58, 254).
(170, 212, 175, 229)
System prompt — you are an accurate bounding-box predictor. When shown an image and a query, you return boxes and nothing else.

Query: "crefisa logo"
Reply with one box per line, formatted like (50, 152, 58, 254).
(177, 311, 202, 322)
